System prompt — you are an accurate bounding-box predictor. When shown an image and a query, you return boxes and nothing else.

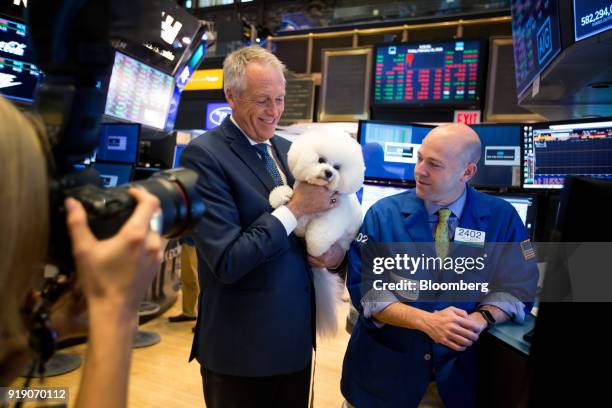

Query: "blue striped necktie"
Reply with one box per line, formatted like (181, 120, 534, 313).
(254, 143, 283, 187)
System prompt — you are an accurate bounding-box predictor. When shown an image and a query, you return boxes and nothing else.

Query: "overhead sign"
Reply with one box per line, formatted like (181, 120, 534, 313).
(185, 69, 223, 91)
(454, 110, 481, 125)
(111, 1, 202, 76)
(574, 0, 612, 41)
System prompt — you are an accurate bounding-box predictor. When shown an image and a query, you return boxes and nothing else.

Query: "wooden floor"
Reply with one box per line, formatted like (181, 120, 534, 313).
(12, 294, 352, 407)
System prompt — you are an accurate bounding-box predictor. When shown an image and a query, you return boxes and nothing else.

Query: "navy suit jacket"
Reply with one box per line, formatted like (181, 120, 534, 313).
(181, 117, 314, 377)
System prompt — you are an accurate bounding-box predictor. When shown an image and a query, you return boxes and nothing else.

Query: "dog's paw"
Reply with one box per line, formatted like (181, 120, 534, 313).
(269, 185, 294, 208)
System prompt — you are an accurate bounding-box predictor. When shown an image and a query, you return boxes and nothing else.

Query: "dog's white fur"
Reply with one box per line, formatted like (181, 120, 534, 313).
(269, 129, 364, 339)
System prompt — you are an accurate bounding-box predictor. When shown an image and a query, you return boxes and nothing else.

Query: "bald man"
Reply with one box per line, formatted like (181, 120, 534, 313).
(341, 124, 538, 408)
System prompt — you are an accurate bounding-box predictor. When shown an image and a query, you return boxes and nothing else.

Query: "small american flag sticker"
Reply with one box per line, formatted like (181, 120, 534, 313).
(520, 240, 536, 261)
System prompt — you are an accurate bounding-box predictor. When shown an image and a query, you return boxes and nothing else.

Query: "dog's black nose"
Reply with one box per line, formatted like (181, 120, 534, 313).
(324, 170, 333, 179)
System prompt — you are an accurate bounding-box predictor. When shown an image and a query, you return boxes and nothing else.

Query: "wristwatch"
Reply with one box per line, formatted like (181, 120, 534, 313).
(478, 309, 496, 327)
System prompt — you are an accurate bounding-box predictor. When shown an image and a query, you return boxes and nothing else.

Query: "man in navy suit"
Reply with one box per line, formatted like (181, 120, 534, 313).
(181, 46, 345, 408)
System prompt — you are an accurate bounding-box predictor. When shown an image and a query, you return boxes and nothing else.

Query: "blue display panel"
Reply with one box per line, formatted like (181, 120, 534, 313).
(510, 0, 562, 96)
(96, 123, 140, 164)
(358, 120, 433, 183)
(173, 144, 185, 168)
(372, 40, 483, 106)
(93, 163, 133, 187)
(205, 102, 232, 130)
(574, 0, 612, 41)
(104, 52, 175, 130)
(469, 124, 522, 188)
(523, 119, 612, 189)
(0, 15, 41, 103)
(356, 183, 411, 219)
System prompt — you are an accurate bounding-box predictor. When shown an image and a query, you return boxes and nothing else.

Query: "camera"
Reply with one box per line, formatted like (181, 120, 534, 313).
(21, 0, 207, 371)
(25, 0, 206, 273)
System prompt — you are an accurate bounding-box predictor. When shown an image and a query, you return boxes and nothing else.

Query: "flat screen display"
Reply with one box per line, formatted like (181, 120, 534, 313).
(96, 123, 140, 164)
(357, 183, 411, 219)
(372, 40, 483, 107)
(469, 124, 522, 188)
(495, 194, 537, 239)
(104, 52, 175, 130)
(173, 144, 185, 168)
(523, 119, 612, 189)
(93, 163, 133, 187)
(111, 2, 202, 75)
(0, 15, 41, 103)
(510, 0, 562, 96)
(205, 102, 232, 130)
(358, 120, 433, 184)
(574, 0, 612, 41)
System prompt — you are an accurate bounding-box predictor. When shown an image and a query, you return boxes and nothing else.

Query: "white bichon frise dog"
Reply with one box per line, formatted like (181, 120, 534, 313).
(269, 129, 365, 338)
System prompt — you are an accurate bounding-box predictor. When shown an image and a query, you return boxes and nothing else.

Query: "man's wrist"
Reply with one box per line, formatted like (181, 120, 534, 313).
(476, 308, 495, 327)
(286, 201, 303, 218)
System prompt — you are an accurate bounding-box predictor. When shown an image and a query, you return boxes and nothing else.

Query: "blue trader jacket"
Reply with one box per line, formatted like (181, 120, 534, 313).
(341, 187, 538, 408)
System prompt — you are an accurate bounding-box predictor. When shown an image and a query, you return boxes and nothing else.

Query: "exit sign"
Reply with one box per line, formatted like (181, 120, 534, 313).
(454, 110, 481, 125)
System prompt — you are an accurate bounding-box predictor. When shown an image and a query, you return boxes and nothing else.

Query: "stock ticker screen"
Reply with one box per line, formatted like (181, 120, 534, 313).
(0, 16, 41, 103)
(104, 52, 175, 130)
(372, 40, 482, 107)
(510, 0, 562, 96)
(523, 120, 612, 189)
(574, 0, 612, 41)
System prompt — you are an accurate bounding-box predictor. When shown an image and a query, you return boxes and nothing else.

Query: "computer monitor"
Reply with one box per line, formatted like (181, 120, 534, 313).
(358, 120, 433, 184)
(469, 124, 522, 188)
(492, 193, 537, 240)
(206, 102, 232, 130)
(356, 182, 411, 219)
(93, 163, 133, 187)
(523, 118, 612, 189)
(526, 177, 612, 405)
(137, 131, 177, 170)
(510, 0, 562, 96)
(104, 52, 175, 130)
(0, 15, 42, 103)
(96, 123, 140, 164)
(573, 1, 612, 42)
(372, 40, 484, 107)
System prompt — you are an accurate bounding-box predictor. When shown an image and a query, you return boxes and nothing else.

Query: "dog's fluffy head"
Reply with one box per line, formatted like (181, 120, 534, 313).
(287, 129, 365, 194)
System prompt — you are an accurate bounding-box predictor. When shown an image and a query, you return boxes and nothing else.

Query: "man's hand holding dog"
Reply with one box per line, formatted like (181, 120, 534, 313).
(286, 183, 338, 218)
(308, 243, 345, 269)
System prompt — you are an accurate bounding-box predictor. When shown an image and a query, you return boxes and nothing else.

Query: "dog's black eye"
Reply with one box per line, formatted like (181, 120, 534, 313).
(318, 157, 326, 164)
(333, 164, 341, 170)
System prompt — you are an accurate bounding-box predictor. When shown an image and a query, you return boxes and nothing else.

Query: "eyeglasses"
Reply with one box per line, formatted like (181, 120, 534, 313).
(238, 95, 285, 109)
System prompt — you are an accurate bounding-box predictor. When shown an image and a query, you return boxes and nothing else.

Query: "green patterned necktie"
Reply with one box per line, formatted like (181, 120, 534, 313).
(435, 208, 451, 259)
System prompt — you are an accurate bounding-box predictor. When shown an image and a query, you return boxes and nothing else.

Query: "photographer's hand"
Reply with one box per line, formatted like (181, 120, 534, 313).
(65, 187, 162, 408)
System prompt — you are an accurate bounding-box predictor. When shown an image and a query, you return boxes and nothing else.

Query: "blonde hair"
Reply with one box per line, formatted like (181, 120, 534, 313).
(223, 45, 286, 95)
(0, 97, 49, 363)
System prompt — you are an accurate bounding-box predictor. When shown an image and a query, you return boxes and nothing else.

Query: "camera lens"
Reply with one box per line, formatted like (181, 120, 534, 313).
(131, 168, 205, 238)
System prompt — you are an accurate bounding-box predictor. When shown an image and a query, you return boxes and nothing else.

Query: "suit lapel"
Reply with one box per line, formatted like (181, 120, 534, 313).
(222, 119, 277, 192)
